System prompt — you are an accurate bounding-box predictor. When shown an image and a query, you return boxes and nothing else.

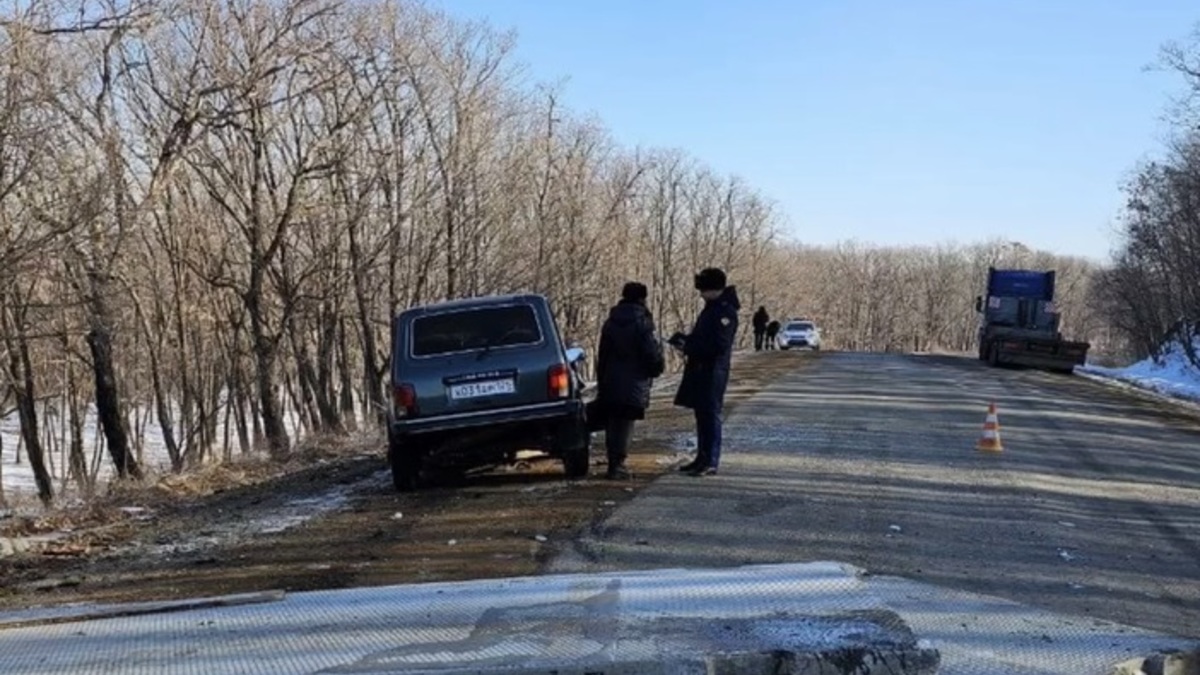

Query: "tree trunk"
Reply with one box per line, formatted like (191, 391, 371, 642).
(153, 366, 182, 472)
(337, 320, 358, 431)
(230, 358, 252, 456)
(313, 309, 342, 431)
(65, 359, 89, 494)
(6, 332, 53, 505)
(291, 335, 325, 432)
(348, 221, 385, 424)
(245, 274, 289, 458)
(85, 320, 142, 481)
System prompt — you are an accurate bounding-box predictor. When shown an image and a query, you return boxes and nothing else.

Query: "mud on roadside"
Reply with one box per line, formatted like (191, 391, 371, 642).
(0, 350, 813, 610)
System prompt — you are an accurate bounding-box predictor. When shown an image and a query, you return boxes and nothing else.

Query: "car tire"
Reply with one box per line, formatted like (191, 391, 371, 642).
(388, 432, 423, 493)
(559, 428, 591, 480)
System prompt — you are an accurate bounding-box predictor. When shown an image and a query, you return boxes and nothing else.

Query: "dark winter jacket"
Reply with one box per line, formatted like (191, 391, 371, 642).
(753, 307, 769, 332)
(766, 320, 781, 337)
(596, 299, 666, 420)
(674, 286, 741, 412)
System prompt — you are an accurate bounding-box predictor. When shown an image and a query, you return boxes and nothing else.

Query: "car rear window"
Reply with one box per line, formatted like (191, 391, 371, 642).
(788, 322, 814, 331)
(411, 305, 543, 356)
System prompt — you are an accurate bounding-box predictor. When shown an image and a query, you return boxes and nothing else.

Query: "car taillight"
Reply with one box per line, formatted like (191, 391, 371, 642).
(548, 364, 570, 399)
(392, 383, 417, 417)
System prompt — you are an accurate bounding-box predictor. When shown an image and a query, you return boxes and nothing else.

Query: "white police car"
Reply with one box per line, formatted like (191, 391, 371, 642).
(777, 319, 821, 350)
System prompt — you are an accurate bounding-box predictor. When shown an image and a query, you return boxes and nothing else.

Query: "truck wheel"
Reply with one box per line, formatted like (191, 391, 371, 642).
(388, 433, 423, 492)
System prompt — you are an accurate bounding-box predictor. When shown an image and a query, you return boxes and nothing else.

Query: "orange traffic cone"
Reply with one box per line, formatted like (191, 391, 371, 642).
(976, 402, 1003, 453)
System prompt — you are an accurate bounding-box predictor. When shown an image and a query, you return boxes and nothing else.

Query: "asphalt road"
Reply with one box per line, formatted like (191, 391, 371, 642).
(552, 351, 1200, 640)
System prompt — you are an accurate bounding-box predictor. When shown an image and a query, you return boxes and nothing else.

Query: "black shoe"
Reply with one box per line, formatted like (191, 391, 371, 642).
(606, 465, 631, 480)
(678, 460, 700, 473)
(687, 466, 717, 477)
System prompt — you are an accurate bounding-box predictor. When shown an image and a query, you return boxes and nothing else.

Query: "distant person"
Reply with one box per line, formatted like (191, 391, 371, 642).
(765, 320, 781, 350)
(752, 306, 769, 351)
(668, 267, 740, 477)
(595, 282, 666, 480)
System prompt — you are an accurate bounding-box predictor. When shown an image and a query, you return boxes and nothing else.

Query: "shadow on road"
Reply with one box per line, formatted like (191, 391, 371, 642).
(566, 351, 1200, 639)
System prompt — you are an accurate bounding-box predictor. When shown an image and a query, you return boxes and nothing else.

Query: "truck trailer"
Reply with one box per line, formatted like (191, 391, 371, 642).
(975, 267, 1090, 373)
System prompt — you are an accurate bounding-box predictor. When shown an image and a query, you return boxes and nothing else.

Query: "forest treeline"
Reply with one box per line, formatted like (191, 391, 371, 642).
(1095, 32, 1200, 365)
(0, 1, 1190, 505)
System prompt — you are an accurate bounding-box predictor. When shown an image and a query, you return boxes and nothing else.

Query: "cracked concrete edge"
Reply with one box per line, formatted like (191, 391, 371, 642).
(1111, 648, 1200, 675)
(342, 646, 941, 675)
(0, 590, 287, 631)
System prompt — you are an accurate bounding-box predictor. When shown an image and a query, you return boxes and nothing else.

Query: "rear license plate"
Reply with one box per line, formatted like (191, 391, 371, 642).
(448, 379, 515, 400)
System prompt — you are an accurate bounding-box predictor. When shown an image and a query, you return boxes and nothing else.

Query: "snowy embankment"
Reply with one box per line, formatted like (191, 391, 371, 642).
(1080, 335, 1200, 403)
(2, 396, 362, 507)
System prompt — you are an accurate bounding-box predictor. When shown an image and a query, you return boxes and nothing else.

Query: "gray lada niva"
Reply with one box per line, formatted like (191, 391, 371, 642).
(386, 293, 591, 491)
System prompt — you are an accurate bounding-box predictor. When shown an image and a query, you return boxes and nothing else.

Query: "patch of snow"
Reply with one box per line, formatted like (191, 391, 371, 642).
(128, 469, 385, 557)
(1082, 335, 1200, 402)
(2, 393, 372, 503)
(667, 434, 696, 452)
(119, 506, 155, 523)
(255, 490, 353, 535)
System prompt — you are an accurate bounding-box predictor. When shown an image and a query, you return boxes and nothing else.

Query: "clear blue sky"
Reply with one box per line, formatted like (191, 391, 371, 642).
(430, 0, 1197, 262)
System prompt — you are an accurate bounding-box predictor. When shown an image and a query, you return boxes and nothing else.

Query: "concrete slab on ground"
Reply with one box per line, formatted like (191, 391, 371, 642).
(0, 561, 1191, 675)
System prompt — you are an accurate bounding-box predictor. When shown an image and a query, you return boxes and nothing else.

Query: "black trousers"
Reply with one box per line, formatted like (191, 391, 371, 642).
(605, 418, 635, 467)
(694, 409, 723, 469)
(754, 330, 766, 351)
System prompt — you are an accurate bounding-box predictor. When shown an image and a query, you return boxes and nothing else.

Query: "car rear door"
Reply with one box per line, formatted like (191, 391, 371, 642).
(401, 302, 558, 417)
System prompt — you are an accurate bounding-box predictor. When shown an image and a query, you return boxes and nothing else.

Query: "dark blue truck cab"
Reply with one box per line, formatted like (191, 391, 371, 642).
(975, 268, 1090, 373)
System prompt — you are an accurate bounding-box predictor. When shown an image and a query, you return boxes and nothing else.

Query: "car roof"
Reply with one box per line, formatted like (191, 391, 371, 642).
(399, 293, 547, 318)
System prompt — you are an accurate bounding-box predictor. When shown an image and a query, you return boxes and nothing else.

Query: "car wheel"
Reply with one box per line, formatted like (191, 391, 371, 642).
(562, 448, 589, 479)
(559, 427, 591, 479)
(388, 432, 423, 492)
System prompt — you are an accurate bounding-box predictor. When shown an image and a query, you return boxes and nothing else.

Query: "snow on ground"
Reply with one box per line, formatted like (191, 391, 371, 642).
(124, 468, 391, 558)
(1, 395, 367, 506)
(1081, 336, 1200, 403)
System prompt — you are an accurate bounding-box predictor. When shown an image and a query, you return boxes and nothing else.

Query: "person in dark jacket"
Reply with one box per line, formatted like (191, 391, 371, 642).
(752, 306, 769, 351)
(595, 282, 666, 479)
(765, 319, 781, 350)
(669, 267, 740, 477)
